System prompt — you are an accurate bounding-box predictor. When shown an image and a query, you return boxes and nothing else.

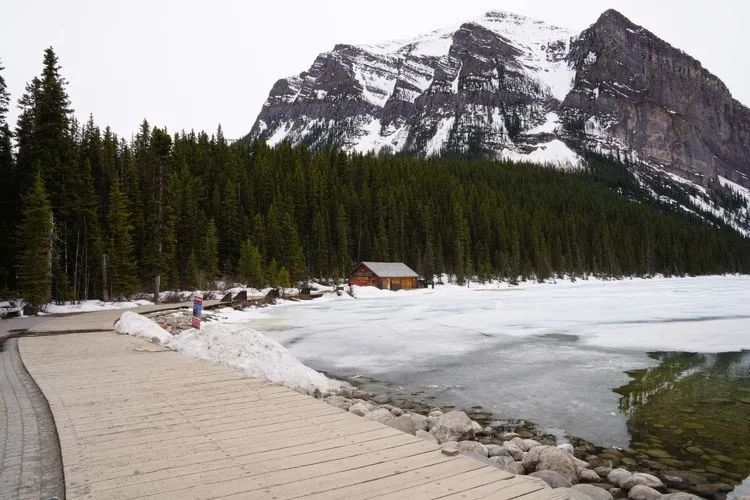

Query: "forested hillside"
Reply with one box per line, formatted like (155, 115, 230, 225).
(1, 49, 749, 307)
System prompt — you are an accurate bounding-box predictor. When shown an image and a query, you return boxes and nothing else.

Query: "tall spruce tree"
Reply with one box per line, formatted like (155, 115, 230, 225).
(16, 171, 53, 309)
(106, 178, 138, 299)
(0, 60, 16, 290)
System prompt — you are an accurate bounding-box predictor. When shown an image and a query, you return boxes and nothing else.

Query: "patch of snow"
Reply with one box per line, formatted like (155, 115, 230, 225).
(502, 139, 582, 168)
(45, 299, 152, 315)
(171, 323, 342, 395)
(266, 122, 293, 147)
(115, 311, 173, 345)
(424, 116, 455, 156)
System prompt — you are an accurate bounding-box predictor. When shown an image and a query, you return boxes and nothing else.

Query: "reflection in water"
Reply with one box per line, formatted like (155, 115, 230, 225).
(615, 351, 750, 492)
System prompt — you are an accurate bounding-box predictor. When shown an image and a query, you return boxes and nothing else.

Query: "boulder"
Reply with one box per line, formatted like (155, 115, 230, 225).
(627, 485, 662, 500)
(501, 432, 521, 440)
(430, 410, 475, 444)
(348, 402, 370, 417)
(504, 441, 525, 461)
(510, 437, 530, 451)
(555, 487, 596, 500)
(573, 484, 615, 500)
(558, 443, 575, 455)
(416, 429, 438, 444)
(580, 469, 602, 483)
(372, 394, 391, 404)
(325, 395, 352, 410)
(364, 408, 394, 423)
(523, 445, 582, 484)
(594, 466, 612, 478)
(489, 456, 525, 475)
(390, 407, 404, 417)
(385, 415, 417, 435)
(408, 413, 428, 431)
(486, 444, 511, 458)
(660, 494, 702, 500)
(607, 469, 634, 488)
(524, 439, 542, 450)
(620, 473, 664, 492)
(529, 470, 573, 488)
(428, 409, 444, 418)
(458, 440, 488, 457)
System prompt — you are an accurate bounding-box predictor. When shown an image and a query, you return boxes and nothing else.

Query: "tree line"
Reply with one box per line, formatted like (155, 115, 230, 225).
(1, 48, 750, 308)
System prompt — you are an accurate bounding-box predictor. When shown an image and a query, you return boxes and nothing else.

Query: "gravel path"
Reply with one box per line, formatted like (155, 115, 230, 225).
(0, 317, 64, 500)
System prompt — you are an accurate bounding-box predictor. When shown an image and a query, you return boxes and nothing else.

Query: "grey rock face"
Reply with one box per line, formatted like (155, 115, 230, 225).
(245, 8, 750, 193)
(561, 9, 750, 188)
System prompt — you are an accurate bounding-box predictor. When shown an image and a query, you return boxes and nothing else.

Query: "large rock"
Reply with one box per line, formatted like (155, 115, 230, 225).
(458, 440, 488, 457)
(365, 408, 394, 423)
(556, 487, 597, 500)
(523, 439, 542, 450)
(557, 443, 575, 455)
(573, 484, 615, 500)
(627, 485, 662, 500)
(486, 444, 511, 458)
(580, 469, 601, 483)
(529, 470, 573, 488)
(509, 437, 530, 451)
(384, 414, 417, 435)
(416, 429, 438, 444)
(504, 441, 525, 461)
(408, 413, 428, 431)
(324, 395, 352, 410)
(620, 473, 663, 492)
(429, 410, 475, 444)
(607, 468, 634, 488)
(489, 456, 525, 475)
(348, 402, 370, 416)
(523, 445, 582, 483)
(660, 494, 702, 500)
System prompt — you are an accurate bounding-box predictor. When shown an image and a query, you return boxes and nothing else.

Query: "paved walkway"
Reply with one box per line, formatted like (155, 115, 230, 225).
(18, 307, 563, 500)
(1, 316, 65, 500)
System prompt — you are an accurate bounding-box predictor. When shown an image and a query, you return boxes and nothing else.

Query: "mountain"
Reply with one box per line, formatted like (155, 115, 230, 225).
(243, 9, 750, 233)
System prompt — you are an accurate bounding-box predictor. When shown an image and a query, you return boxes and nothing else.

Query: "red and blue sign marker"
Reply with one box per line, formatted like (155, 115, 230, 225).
(192, 295, 203, 329)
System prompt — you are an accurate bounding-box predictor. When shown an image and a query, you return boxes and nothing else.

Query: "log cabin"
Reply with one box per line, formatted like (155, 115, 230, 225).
(348, 262, 419, 290)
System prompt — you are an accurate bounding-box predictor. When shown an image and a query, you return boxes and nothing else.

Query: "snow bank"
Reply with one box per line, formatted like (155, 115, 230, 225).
(115, 311, 173, 345)
(45, 299, 152, 314)
(351, 285, 397, 298)
(171, 323, 342, 396)
(115, 311, 342, 396)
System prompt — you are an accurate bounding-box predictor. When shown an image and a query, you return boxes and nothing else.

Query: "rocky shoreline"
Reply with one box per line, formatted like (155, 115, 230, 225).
(142, 306, 747, 500)
(324, 386, 747, 500)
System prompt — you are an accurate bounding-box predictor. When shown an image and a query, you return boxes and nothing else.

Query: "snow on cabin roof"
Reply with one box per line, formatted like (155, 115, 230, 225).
(359, 262, 419, 278)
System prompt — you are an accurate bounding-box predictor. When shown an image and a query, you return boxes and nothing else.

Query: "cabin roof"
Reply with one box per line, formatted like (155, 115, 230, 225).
(358, 261, 419, 278)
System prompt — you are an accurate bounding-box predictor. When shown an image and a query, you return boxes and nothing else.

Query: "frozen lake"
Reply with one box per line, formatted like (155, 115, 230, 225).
(218, 276, 750, 448)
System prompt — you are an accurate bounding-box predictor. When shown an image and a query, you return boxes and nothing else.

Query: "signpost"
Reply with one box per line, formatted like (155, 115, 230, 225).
(192, 295, 203, 329)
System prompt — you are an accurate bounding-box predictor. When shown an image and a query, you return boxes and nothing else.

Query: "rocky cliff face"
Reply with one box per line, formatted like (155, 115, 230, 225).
(561, 9, 750, 188)
(244, 9, 750, 190)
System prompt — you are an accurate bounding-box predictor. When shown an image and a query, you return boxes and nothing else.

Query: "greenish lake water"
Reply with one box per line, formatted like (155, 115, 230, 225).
(615, 351, 750, 494)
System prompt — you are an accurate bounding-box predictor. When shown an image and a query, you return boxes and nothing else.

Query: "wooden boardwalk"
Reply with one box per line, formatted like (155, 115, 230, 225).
(19, 309, 564, 499)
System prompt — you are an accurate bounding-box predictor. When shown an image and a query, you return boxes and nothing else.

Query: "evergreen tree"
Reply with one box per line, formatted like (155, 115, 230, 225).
(106, 178, 138, 299)
(200, 220, 220, 288)
(277, 266, 291, 289)
(0, 60, 16, 290)
(237, 241, 264, 288)
(16, 171, 53, 309)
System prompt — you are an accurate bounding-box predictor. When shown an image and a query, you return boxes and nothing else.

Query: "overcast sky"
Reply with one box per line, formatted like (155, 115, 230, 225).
(1, 0, 748, 140)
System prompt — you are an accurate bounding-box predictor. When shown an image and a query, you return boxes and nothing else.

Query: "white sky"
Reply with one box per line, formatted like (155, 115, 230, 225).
(1, 0, 748, 140)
